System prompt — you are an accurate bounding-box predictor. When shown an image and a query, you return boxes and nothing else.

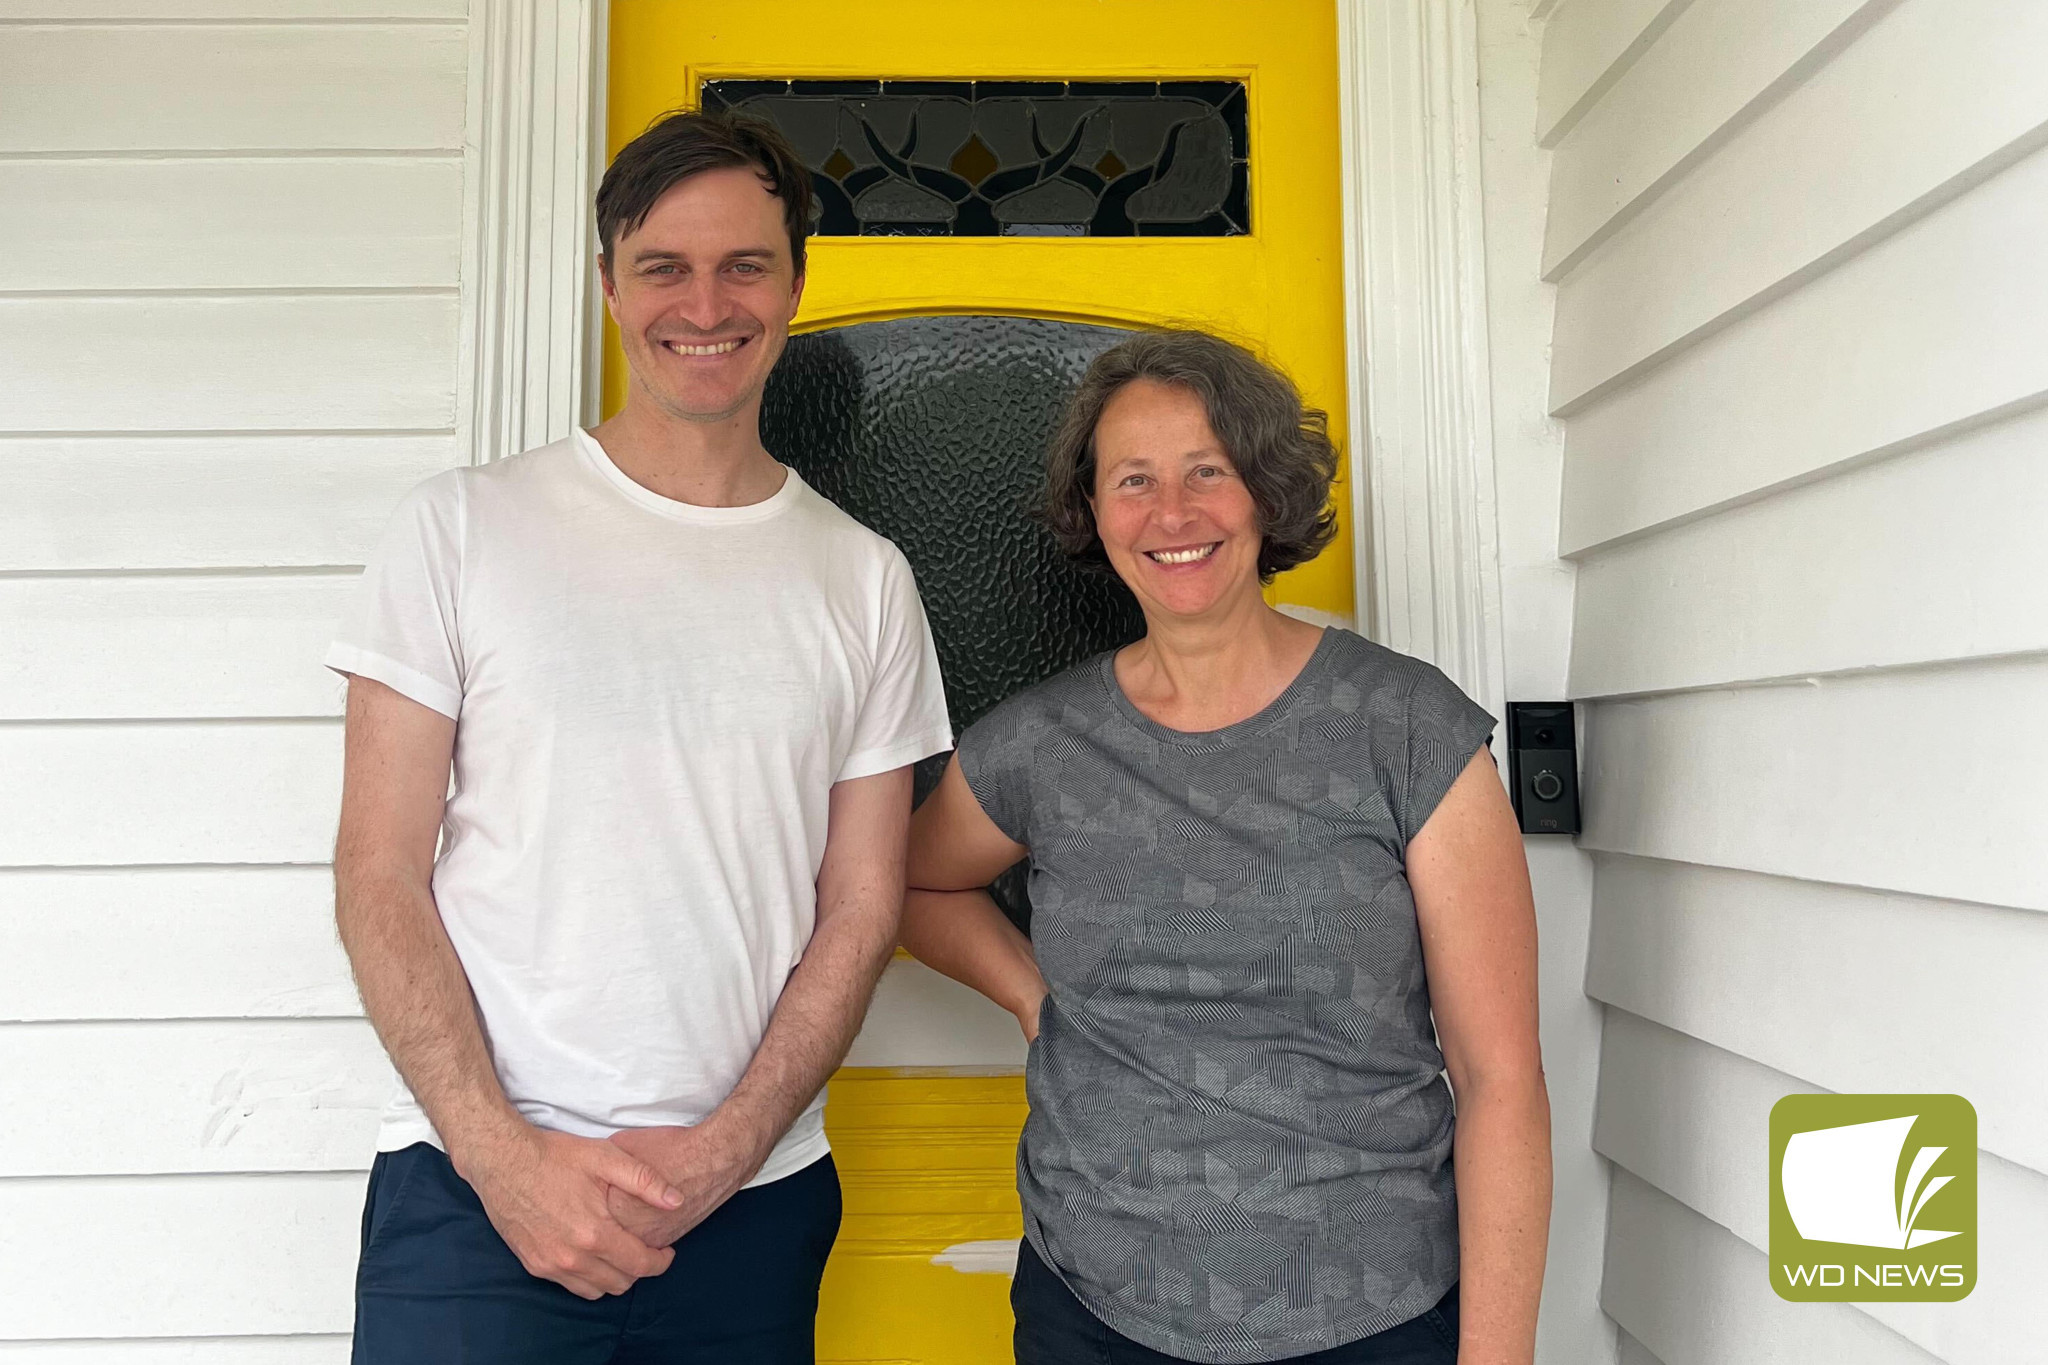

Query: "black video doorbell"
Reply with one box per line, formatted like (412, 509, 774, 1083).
(1507, 702, 1580, 835)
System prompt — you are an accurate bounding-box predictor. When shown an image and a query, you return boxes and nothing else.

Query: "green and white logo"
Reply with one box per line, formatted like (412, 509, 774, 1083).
(1770, 1094, 1975, 1302)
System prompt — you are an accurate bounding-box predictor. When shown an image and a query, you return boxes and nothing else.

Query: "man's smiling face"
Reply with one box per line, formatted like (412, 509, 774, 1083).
(601, 164, 804, 425)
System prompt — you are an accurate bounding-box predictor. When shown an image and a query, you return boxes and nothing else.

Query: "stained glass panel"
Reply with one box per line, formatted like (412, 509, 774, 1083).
(702, 79, 1250, 237)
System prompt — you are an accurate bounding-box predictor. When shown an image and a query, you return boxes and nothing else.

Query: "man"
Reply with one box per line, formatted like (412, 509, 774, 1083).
(327, 112, 952, 1363)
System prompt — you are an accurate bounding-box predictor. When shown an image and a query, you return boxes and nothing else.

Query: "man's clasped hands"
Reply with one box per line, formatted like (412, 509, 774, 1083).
(455, 1110, 770, 1301)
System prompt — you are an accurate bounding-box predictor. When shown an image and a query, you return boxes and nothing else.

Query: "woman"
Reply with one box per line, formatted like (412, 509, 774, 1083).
(901, 330, 1549, 1365)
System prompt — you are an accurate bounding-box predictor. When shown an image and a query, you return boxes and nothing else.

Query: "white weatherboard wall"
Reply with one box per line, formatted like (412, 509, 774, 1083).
(1542, 0, 2048, 1361)
(0, 2, 465, 1357)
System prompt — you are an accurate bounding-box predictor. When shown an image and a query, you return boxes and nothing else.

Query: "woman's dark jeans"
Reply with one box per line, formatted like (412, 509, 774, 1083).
(1012, 1238, 1458, 1365)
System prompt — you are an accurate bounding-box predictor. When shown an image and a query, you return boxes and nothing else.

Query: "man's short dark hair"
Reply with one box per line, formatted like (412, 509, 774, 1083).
(1042, 330, 1340, 583)
(596, 109, 815, 278)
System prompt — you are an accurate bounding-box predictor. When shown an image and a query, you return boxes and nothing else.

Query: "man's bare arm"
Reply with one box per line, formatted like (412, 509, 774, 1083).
(607, 765, 913, 1244)
(335, 679, 509, 1151)
(335, 676, 681, 1298)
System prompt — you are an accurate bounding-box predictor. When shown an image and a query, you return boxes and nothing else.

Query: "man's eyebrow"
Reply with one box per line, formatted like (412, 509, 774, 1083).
(629, 245, 779, 265)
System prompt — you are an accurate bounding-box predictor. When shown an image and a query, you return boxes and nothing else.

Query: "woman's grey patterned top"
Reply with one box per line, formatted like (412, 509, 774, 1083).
(956, 628, 1495, 1363)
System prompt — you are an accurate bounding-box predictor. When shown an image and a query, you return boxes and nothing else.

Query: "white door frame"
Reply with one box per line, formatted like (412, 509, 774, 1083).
(458, 0, 1506, 717)
(456, 0, 611, 471)
(1336, 0, 1507, 721)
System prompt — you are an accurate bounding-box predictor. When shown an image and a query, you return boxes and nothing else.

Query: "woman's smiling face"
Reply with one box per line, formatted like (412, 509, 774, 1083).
(1090, 379, 1264, 622)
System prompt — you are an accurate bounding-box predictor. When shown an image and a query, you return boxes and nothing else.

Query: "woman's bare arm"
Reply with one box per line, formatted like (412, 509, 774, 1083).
(900, 755, 1047, 1037)
(1409, 748, 1551, 1365)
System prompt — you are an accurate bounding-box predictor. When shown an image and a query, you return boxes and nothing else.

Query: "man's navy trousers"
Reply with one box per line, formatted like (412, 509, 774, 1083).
(351, 1141, 841, 1364)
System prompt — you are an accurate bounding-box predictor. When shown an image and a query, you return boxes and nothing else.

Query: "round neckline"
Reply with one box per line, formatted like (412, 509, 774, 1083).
(574, 427, 803, 525)
(1100, 627, 1339, 747)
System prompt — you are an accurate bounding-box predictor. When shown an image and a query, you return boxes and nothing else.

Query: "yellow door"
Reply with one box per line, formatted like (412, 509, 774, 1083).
(607, 6, 1346, 1360)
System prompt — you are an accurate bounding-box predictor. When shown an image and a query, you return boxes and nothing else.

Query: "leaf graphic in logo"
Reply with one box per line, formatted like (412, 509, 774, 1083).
(1781, 1115, 1960, 1250)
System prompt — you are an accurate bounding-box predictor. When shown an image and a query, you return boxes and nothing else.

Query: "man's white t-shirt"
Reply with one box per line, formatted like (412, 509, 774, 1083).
(326, 430, 952, 1186)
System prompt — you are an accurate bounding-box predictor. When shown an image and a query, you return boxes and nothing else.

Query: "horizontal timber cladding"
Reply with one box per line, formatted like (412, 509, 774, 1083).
(1558, 137, 2048, 552)
(1601, 1170, 1942, 1365)
(1566, 402, 2048, 699)
(0, 0, 462, 14)
(0, 6, 480, 1358)
(0, 295, 458, 433)
(0, 574, 358, 720)
(0, 866, 353, 1022)
(1533, 0, 1686, 146)
(0, 1173, 365, 1338)
(1544, 1, 2048, 1359)
(0, 1019, 391, 1176)
(0, 1337, 349, 1364)
(0, 722, 342, 867)
(0, 24, 465, 153)
(1577, 655, 2048, 914)
(1549, 0, 2048, 410)
(1542, 0, 1885, 276)
(1614, 1326, 1668, 1365)
(1595, 1013, 2048, 1364)
(0, 435, 457, 572)
(1585, 855, 2048, 1173)
(0, 158, 464, 292)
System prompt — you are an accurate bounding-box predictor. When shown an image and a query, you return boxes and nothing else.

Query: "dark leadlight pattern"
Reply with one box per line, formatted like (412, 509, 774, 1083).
(761, 315, 1147, 928)
(704, 79, 1248, 237)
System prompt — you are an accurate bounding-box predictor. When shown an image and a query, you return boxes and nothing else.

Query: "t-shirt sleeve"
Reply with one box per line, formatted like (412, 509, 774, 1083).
(837, 547, 954, 782)
(324, 472, 467, 720)
(952, 700, 1034, 846)
(1397, 662, 1497, 847)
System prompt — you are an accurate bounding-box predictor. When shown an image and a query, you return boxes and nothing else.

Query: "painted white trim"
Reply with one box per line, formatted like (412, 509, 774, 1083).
(1337, 0, 1510, 724)
(457, 0, 609, 466)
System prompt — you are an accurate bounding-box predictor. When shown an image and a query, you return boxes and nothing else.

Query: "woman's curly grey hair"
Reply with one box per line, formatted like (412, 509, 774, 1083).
(1041, 329, 1339, 583)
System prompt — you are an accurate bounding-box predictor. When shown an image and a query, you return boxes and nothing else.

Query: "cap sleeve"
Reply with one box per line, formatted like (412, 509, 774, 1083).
(837, 547, 954, 782)
(324, 471, 466, 720)
(1398, 663, 1496, 847)
(953, 697, 1039, 846)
